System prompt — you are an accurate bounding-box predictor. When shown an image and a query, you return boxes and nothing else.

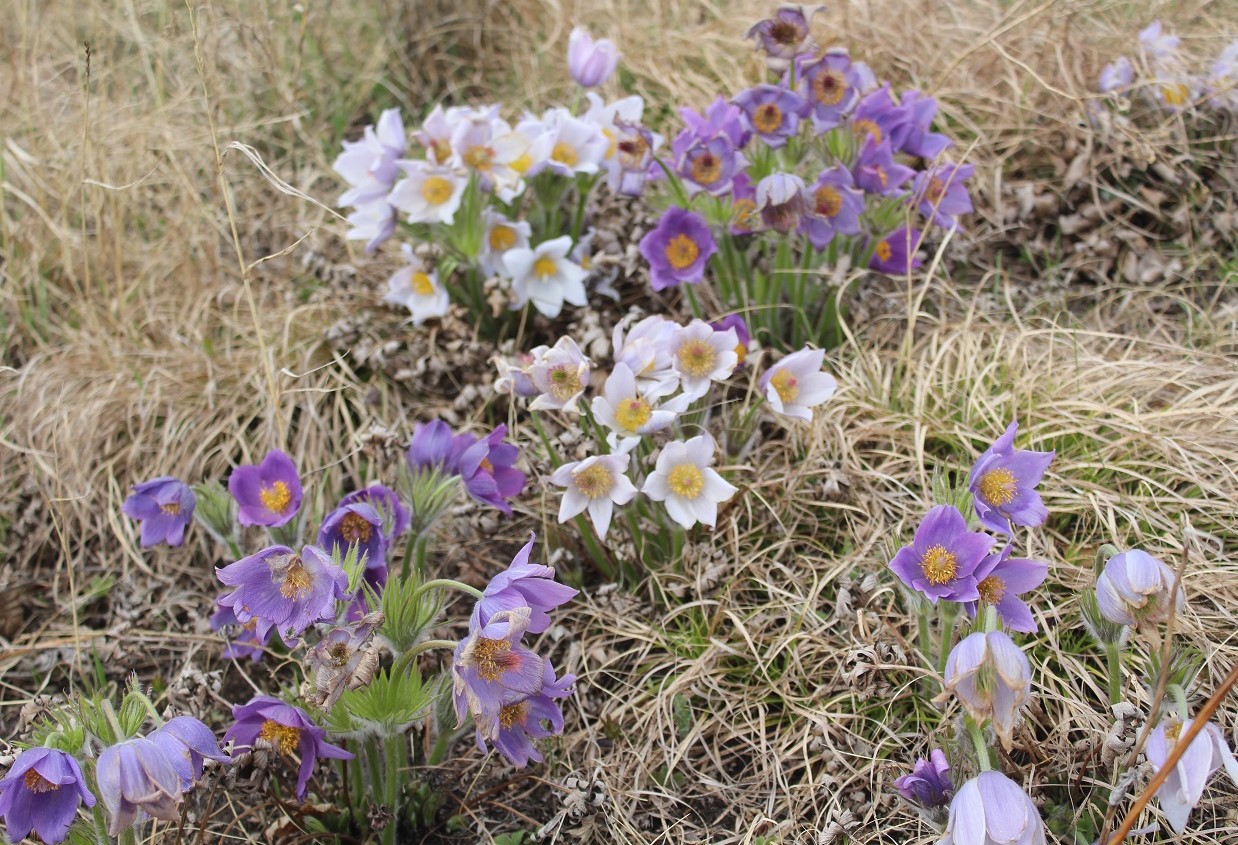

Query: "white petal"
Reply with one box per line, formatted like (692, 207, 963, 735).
(587, 497, 614, 538)
(558, 488, 589, 523)
(664, 496, 697, 529)
(702, 469, 738, 503)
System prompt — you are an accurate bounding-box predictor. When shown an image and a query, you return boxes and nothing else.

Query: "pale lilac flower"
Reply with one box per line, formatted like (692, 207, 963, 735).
(940, 771, 1046, 845)
(1099, 56, 1135, 93)
(478, 661, 575, 767)
(224, 696, 353, 800)
(1139, 21, 1180, 63)
(1095, 549, 1184, 627)
(759, 348, 837, 421)
(541, 108, 608, 177)
(1146, 716, 1238, 834)
(642, 434, 737, 530)
(388, 161, 467, 225)
(734, 84, 806, 148)
(745, 5, 824, 68)
(147, 716, 230, 792)
(889, 505, 995, 603)
(333, 107, 406, 207)
(572, 229, 620, 300)
(480, 210, 532, 277)
(1208, 41, 1238, 111)
(345, 199, 397, 252)
(493, 350, 541, 398)
(216, 545, 349, 646)
(968, 421, 1055, 534)
(452, 608, 547, 738)
(895, 749, 953, 812)
(95, 738, 183, 834)
(504, 236, 589, 318)
(756, 172, 808, 233)
(592, 362, 688, 452)
(0, 747, 96, 845)
(581, 92, 644, 147)
(228, 449, 302, 528)
(568, 26, 619, 88)
(122, 476, 196, 548)
(384, 244, 449, 326)
(940, 631, 1032, 750)
(671, 319, 739, 400)
(528, 336, 591, 413)
(551, 454, 639, 539)
(413, 103, 468, 164)
(801, 164, 864, 249)
(612, 314, 678, 386)
(796, 49, 861, 131)
(965, 546, 1048, 634)
(446, 113, 528, 197)
(472, 534, 578, 633)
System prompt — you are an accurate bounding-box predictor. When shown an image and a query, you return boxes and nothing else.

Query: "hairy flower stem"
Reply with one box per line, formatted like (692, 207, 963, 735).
(1105, 642, 1124, 706)
(415, 579, 485, 601)
(936, 602, 961, 678)
(966, 718, 992, 771)
(392, 639, 458, 677)
(382, 734, 404, 845)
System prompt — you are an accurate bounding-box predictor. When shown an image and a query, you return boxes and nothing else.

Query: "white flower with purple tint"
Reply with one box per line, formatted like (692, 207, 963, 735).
(756, 172, 809, 233)
(1095, 549, 1184, 627)
(593, 362, 688, 452)
(216, 545, 349, 646)
(968, 421, 1055, 534)
(388, 161, 467, 225)
(940, 631, 1031, 751)
(613, 314, 678, 387)
(551, 453, 639, 539)
(759, 347, 837, 421)
(541, 108, 608, 177)
(940, 771, 1046, 845)
(345, 199, 397, 252)
(642, 434, 737, 530)
(1099, 56, 1135, 93)
(671, 319, 739, 400)
(528, 336, 591, 413)
(504, 236, 589, 318)
(1146, 716, 1238, 834)
(333, 107, 406, 207)
(889, 505, 995, 604)
(480, 209, 532, 277)
(568, 26, 619, 88)
(384, 244, 449, 326)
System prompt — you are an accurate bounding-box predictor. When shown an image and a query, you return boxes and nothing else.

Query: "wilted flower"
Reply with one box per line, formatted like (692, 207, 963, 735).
(384, 244, 449, 326)
(333, 107, 406, 207)
(796, 49, 861, 131)
(0, 747, 96, 845)
(759, 347, 838, 421)
(338, 484, 409, 543)
(479, 210, 532, 277)
(802, 164, 864, 249)
(147, 716, 230, 791)
(1099, 56, 1135, 93)
(607, 119, 658, 196)
(671, 319, 739, 399)
(494, 350, 541, 398)
(889, 505, 995, 603)
(216, 545, 349, 646)
(940, 771, 1046, 845)
(453, 608, 547, 737)
(964, 546, 1049, 634)
(568, 26, 619, 88)
(210, 603, 271, 661)
(96, 737, 183, 834)
(968, 421, 1055, 534)
(457, 425, 527, 514)
(868, 226, 923, 275)
(228, 449, 302, 528)
(528, 336, 591, 413)
(1146, 716, 1238, 834)
(939, 631, 1032, 750)
(551, 454, 639, 539)
(1095, 549, 1184, 627)
(639, 207, 718, 291)
(318, 501, 386, 570)
(388, 161, 468, 225)
(225, 696, 353, 800)
(504, 236, 589, 318)
(642, 434, 737, 530)
(478, 661, 576, 767)
(593, 362, 688, 452)
(472, 533, 579, 633)
(305, 612, 383, 710)
(756, 172, 808, 233)
(895, 749, 954, 812)
(122, 476, 196, 548)
(733, 84, 806, 148)
(911, 162, 975, 230)
(853, 137, 916, 196)
(745, 5, 823, 67)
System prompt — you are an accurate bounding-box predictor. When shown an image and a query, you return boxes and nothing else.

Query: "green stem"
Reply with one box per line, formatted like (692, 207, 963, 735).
(1105, 642, 1123, 706)
(392, 639, 458, 678)
(382, 734, 404, 845)
(937, 602, 961, 678)
(428, 728, 453, 766)
(966, 719, 992, 771)
(1095, 543, 1121, 578)
(1169, 684, 1191, 720)
(415, 579, 484, 601)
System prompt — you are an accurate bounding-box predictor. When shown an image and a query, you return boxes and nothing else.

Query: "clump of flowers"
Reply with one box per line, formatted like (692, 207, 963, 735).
(1097, 21, 1238, 115)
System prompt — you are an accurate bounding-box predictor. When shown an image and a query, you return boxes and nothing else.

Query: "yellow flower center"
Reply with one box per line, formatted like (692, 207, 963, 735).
(547, 365, 584, 400)
(925, 177, 947, 204)
(499, 701, 530, 730)
(690, 152, 722, 186)
(977, 575, 1006, 605)
(533, 256, 558, 278)
(872, 165, 889, 189)
(677, 339, 717, 378)
(812, 69, 847, 106)
(258, 719, 301, 756)
(159, 501, 181, 516)
(510, 152, 533, 174)
(339, 512, 373, 544)
(732, 197, 758, 229)
(259, 481, 292, 515)
(279, 557, 314, 600)
(472, 637, 514, 682)
(1163, 84, 1189, 106)
(602, 127, 617, 159)
(769, 368, 800, 403)
(551, 141, 579, 167)
(978, 467, 1017, 506)
(573, 463, 614, 499)
(462, 146, 493, 171)
(1165, 719, 1184, 743)
(874, 241, 893, 262)
(479, 457, 495, 475)
(667, 464, 705, 500)
(411, 271, 435, 296)
(814, 185, 842, 217)
(615, 397, 653, 432)
(853, 119, 882, 143)
(618, 136, 649, 167)
(429, 139, 451, 163)
(753, 103, 783, 133)
(420, 176, 455, 205)
(920, 545, 958, 585)
(23, 769, 58, 793)
(489, 224, 517, 252)
(665, 233, 700, 271)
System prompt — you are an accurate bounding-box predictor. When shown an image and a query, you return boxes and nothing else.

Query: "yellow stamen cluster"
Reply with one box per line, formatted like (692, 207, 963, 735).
(925, 177, 947, 204)
(769, 368, 800, 404)
(259, 481, 292, 515)
(279, 557, 313, 600)
(159, 501, 181, 516)
(872, 165, 889, 189)
(874, 241, 893, 262)
(510, 152, 533, 174)
(978, 467, 1017, 506)
(617, 136, 649, 168)
(547, 365, 584, 401)
(677, 339, 717, 378)
(615, 397, 653, 432)
(551, 141, 579, 167)
(667, 464, 705, 499)
(489, 225, 517, 252)
(258, 719, 301, 756)
(853, 119, 882, 143)
(479, 457, 495, 475)
(665, 234, 700, 271)
(812, 70, 847, 106)
(462, 146, 493, 171)
(920, 545, 958, 586)
(499, 701, 531, 730)
(814, 186, 842, 218)
(573, 463, 614, 500)
(977, 575, 1006, 605)
(338, 512, 373, 544)
(420, 176, 455, 205)
(753, 103, 783, 133)
(411, 271, 435, 296)
(732, 198, 758, 229)
(533, 256, 558, 278)
(472, 637, 514, 681)
(23, 769, 59, 793)
(690, 153, 722, 185)
(1163, 84, 1189, 107)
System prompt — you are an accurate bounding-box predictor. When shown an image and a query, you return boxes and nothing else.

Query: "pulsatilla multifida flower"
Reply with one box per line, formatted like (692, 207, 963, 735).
(733, 84, 806, 148)
(963, 546, 1048, 634)
(147, 716, 231, 792)
(756, 172, 808, 233)
(1095, 549, 1184, 628)
(894, 749, 953, 821)
(710, 315, 751, 365)
(642, 434, 738, 530)
(305, 612, 383, 710)
(567, 25, 619, 88)
(318, 501, 386, 571)
(228, 449, 302, 528)
(0, 747, 96, 845)
(210, 602, 271, 661)
(332, 107, 405, 208)
(1146, 715, 1238, 834)
(759, 347, 837, 421)
(388, 161, 467, 225)
(96, 737, 183, 834)
(529, 336, 591, 414)
(968, 421, 1055, 534)
(457, 425, 527, 514)
(938, 631, 1031, 751)
(225, 696, 353, 800)
(122, 476, 196, 548)
(911, 162, 975, 230)
(671, 319, 739, 400)
(593, 362, 688, 453)
(478, 661, 576, 768)
(745, 5, 824, 68)
(801, 164, 864, 250)
(504, 235, 589, 319)
(338, 483, 409, 543)
(551, 453, 639, 539)
(453, 608, 547, 738)
(613, 314, 678, 386)
(639, 207, 718, 292)
(384, 244, 449, 327)
(889, 505, 995, 603)
(853, 137, 916, 197)
(795, 49, 861, 131)
(471, 533, 578, 634)
(940, 771, 1046, 845)
(216, 545, 349, 646)
(868, 226, 924, 276)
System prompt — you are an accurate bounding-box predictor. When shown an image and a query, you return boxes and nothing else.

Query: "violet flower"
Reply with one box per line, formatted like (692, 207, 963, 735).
(216, 545, 349, 646)
(224, 696, 353, 800)
(122, 477, 196, 548)
(478, 661, 576, 768)
(147, 716, 230, 791)
(911, 162, 975, 229)
(868, 227, 923, 275)
(939, 631, 1032, 750)
(318, 501, 387, 570)
(472, 533, 579, 634)
(608, 120, 658, 196)
(964, 546, 1049, 633)
(228, 450, 303, 528)
(678, 97, 748, 149)
(745, 5, 824, 66)
(1146, 716, 1238, 834)
(452, 608, 548, 738)
(567, 26, 619, 88)
(333, 107, 406, 207)
(457, 425, 526, 514)
(967, 421, 1055, 534)
(897, 89, 954, 159)
(96, 737, 183, 834)
(1099, 57, 1135, 93)
(853, 137, 916, 196)
(1095, 549, 1184, 628)
(0, 747, 96, 845)
(889, 505, 995, 603)
(407, 419, 466, 473)
(711, 314, 751, 365)
(940, 771, 1047, 845)
(339, 484, 410, 542)
(850, 84, 909, 148)
(639, 207, 717, 291)
(210, 602, 271, 662)
(801, 164, 864, 250)
(676, 134, 742, 196)
(895, 749, 954, 812)
(796, 50, 861, 131)
(733, 84, 806, 148)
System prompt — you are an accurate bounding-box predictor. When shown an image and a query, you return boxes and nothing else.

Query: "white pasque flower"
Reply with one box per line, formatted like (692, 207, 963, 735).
(334, 107, 406, 207)
(671, 319, 739, 400)
(528, 337, 591, 413)
(759, 347, 838, 421)
(612, 314, 678, 387)
(447, 113, 529, 197)
(642, 434, 737, 529)
(550, 454, 637, 539)
(503, 236, 589, 318)
(1146, 716, 1238, 834)
(383, 245, 449, 326)
(592, 363, 688, 453)
(479, 209, 532, 277)
(541, 108, 608, 177)
(388, 161, 467, 225)
(345, 199, 396, 252)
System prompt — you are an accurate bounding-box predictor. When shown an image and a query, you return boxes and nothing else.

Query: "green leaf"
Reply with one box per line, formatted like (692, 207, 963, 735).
(324, 666, 439, 739)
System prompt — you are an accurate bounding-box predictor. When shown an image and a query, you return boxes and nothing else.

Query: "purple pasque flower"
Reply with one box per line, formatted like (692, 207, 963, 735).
(452, 608, 547, 736)
(912, 162, 975, 229)
(964, 546, 1049, 634)
(889, 505, 995, 603)
(795, 50, 861, 131)
(228, 450, 302, 528)
(728, 172, 761, 235)
(756, 172, 808, 233)
(494, 351, 541, 398)
(1095, 549, 1184, 628)
(567, 26, 619, 88)
(216, 545, 349, 646)
(895, 749, 954, 811)
(940, 771, 1047, 845)
(457, 425, 527, 514)
(478, 661, 576, 767)
(406, 419, 465, 473)
(759, 347, 837, 421)
(224, 696, 353, 800)
(471, 533, 579, 634)
(210, 602, 271, 662)
(639, 207, 717, 291)
(968, 421, 1055, 534)
(801, 164, 864, 249)
(733, 84, 806, 148)
(711, 314, 751, 365)
(1146, 716, 1238, 834)
(745, 5, 824, 66)
(147, 717, 230, 792)
(853, 137, 916, 196)
(96, 737, 183, 834)
(849, 84, 909, 148)
(1099, 56, 1135, 93)
(339, 484, 410, 542)
(679, 96, 749, 149)
(0, 747, 96, 845)
(868, 227, 923, 275)
(676, 134, 742, 196)
(940, 631, 1032, 751)
(122, 477, 196, 548)
(897, 89, 953, 159)
(333, 107, 406, 207)
(318, 501, 386, 570)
